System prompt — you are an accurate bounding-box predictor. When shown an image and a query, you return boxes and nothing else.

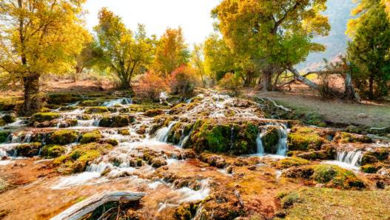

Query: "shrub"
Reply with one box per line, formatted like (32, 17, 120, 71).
(218, 72, 242, 95)
(136, 71, 169, 102)
(168, 66, 197, 98)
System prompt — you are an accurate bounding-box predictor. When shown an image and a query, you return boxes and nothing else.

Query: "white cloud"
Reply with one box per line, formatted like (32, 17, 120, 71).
(84, 0, 221, 45)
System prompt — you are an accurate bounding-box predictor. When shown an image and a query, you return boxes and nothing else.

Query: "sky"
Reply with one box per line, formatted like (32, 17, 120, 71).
(84, 0, 221, 46)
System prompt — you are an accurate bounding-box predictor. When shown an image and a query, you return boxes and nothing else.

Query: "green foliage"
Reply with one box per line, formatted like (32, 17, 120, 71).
(348, 2, 390, 99)
(313, 165, 365, 189)
(93, 8, 154, 89)
(276, 157, 310, 169)
(0, 131, 10, 143)
(49, 130, 79, 145)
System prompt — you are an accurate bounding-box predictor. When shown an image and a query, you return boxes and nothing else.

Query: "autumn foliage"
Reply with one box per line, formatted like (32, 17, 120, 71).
(136, 71, 169, 101)
(168, 66, 197, 97)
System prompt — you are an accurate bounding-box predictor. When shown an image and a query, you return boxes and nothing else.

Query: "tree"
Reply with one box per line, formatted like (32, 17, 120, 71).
(203, 34, 237, 83)
(153, 28, 189, 75)
(0, 0, 89, 115)
(94, 8, 155, 90)
(191, 44, 207, 87)
(213, 0, 330, 91)
(347, 1, 390, 99)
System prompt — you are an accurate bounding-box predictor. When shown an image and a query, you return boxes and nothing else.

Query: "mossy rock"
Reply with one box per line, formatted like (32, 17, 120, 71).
(15, 142, 42, 157)
(41, 145, 66, 158)
(144, 109, 164, 117)
(188, 120, 258, 155)
(31, 112, 60, 123)
(361, 154, 379, 166)
(288, 127, 324, 151)
(261, 126, 280, 154)
(98, 115, 135, 128)
(80, 130, 102, 144)
(174, 202, 199, 220)
(79, 100, 104, 107)
(336, 132, 372, 144)
(85, 107, 109, 114)
(276, 157, 310, 169)
(47, 93, 82, 105)
(363, 149, 389, 162)
(361, 164, 382, 173)
(0, 131, 10, 143)
(313, 165, 365, 189)
(49, 130, 79, 145)
(118, 129, 130, 136)
(2, 114, 16, 124)
(53, 142, 114, 174)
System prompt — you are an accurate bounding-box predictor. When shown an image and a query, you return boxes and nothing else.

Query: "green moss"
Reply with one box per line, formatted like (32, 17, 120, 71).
(313, 164, 365, 189)
(49, 130, 78, 145)
(0, 131, 10, 143)
(31, 112, 60, 123)
(79, 100, 104, 107)
(337, 132, 372, 144)
(85, 107, 109, 114)
(118, 129, 130, 136)
(15, 142, 42, 157)
(174, 203, 199, 220)
(47, 93, 82, 105)
(2, 114, 15, 124)
(144, 109, 164, 117)
(288, 127, 324, 151)
(261, 126, 280, 154)
(276, 157, 310, 169)
(41, 145, 66, 158)
(361, 164, 382, 173)
(80, 130, 102, 144)
(281, 192, 301, 209)
(98, 115, 134, 127)
(53, 142, 114, 174)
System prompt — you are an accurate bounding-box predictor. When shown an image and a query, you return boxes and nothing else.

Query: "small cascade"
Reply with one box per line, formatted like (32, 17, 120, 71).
(179, 134, 190, 148)
(176, 179, 210, 203)
(155, 122, 177, 142)
(275, 125, 288, 156)
(256, 133, 265, 156)
(22, 132, 32, 143)
(336, 150, 363, 167)
(103, 98, 132, 107)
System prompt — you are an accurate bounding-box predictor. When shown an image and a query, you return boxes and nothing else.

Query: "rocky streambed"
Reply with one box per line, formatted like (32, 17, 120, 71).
(0, 89, 389, 219)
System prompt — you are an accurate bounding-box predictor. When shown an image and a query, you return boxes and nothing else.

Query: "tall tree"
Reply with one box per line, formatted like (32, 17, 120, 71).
(0, 0, 89, 115)
(153, 28, 189, 75)
(191, 44, 207, 87)
(347, 1, 390, 99)
(94, 9, 154, 90)
(213, 0, 330, 91)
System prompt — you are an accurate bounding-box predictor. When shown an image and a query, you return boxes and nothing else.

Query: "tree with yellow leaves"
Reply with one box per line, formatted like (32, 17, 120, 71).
(0, 0, 90, 115)
(153, 28, 189, 76)
(213, 0, 330, 91)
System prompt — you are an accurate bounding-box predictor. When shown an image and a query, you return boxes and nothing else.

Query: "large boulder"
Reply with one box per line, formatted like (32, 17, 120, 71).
(98, 115, 135, 127)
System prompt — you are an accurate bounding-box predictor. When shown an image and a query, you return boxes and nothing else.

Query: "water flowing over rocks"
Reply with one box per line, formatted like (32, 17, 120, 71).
(0, 89, 389, 219)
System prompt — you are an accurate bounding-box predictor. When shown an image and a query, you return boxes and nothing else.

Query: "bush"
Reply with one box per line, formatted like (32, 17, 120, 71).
(136, 71, 169, 102)
(168, 66, 197, 98)
(218, 72, 242, 95)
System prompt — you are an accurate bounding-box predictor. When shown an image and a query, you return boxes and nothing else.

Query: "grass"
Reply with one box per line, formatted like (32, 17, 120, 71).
(254, 91, 390, 127)
(279, 187, 390, 220)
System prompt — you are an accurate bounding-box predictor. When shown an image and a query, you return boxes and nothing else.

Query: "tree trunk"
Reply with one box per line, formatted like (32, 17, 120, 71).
(288, 67, 319, 90)
(20, 74, 42, 116)
(344, 72, 361, 102)
(261, 69, 273, 91)
(244, 70, 254, 87)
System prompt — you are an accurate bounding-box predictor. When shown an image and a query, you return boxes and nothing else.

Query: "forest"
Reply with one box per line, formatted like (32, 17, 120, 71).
(0, 0, 389, 219)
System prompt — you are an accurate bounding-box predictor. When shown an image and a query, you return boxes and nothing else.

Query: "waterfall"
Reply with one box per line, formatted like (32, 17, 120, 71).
(336, 150, 362, 167)
(256, 133, 265, 156)
(23, 132, 32, 143)
(275, 125, 288, 156)
(154, 122, 176, 142)
(103, 98, 132, 107)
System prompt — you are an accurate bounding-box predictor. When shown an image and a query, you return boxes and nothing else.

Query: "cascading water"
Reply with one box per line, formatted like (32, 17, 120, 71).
(103, 98, 132, 107)
(255, 124, 288, 157)
(337, 150, 362, 167)
(154, 122, 177, 142)
(256, 134, 265, 156)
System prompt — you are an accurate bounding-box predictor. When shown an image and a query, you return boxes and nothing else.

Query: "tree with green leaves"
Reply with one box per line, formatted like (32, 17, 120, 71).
(213, 0, 330, 91)
(0, 0, 89, 115)
(153, 28, 190, 76)
(94, 8, 155, 90)
(347, 1, 390, 99)
(191, 44, 207, 87)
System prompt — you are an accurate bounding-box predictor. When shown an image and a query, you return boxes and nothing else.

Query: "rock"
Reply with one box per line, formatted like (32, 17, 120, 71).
(1, 114, 16, 124)
(0, 131, 10, 143)
(261, 126, 280, 154)
(49, 130, 79, 145)
(41, 145, 66, 158)
(226, 166, 233, 174)
(288, 127, 324, 151)
(151, 157, 167, 168)
(80, 130, 102, 144)
(84, 107, 109, 114)
(31, 112, 60, 123)
(276, 157, 310, 169)
(144, 109, 164, 117)
(15, 142, 42, 157)
(98, 115, 134, 127)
